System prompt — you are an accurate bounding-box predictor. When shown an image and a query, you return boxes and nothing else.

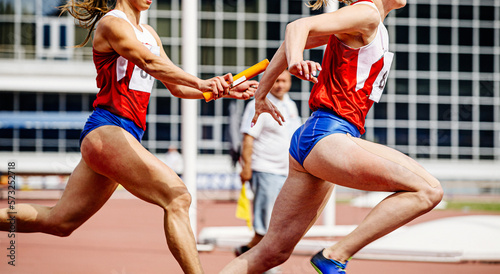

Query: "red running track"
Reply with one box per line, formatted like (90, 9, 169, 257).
(0, 197, 499, 274)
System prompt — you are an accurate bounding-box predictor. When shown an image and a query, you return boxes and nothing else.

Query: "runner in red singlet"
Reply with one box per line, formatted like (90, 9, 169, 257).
(221, 1, 443, 273)
(0, 1, 257, 273)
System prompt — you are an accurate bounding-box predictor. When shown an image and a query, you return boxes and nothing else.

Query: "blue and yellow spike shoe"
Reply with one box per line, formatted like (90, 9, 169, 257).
(310, 249, 348, 274)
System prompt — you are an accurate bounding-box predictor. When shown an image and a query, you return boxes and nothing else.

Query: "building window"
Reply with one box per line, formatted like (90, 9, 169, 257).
(0, 0, 498, 161)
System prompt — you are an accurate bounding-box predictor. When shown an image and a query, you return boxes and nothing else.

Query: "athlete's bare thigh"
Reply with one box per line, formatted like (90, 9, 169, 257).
(303, 133, 439, 192)
(48, 159, 118, 231)
(81, 125, 185, 207)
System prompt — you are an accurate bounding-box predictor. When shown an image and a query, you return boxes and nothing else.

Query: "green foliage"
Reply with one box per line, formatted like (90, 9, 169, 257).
(445, 201, 500, 212)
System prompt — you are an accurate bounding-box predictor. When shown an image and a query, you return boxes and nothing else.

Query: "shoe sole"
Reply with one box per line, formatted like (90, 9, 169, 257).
(310, 261, 323, 274)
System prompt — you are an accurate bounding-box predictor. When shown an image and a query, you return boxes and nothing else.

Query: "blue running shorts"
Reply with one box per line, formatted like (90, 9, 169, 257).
(289, 109, 361, 166)
(79, 107, 144, 145)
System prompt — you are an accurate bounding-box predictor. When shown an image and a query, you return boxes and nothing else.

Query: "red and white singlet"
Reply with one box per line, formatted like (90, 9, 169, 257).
(92, 10, 160, 130)
(309, 0, 394, 135)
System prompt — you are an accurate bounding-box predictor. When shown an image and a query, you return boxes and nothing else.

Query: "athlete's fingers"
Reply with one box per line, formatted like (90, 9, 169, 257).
(290, 61, 322, 83)
(223, 73, 233, 86)
(243, 87, 255, 99)
(229, 82, 254, 98)
(205, 79, 219, 98)
(307, 61, 318, 78)
(250, 108, 282, 127)
(305, 61, 317, 83)
(300, 60, 310, 80)
(251, 112, 260, 128)
(246, 80, 259, 89)
(251, 98, 265, 126)
(309, 61, 319, 83)
(289, 62, 303, 78)
(272, 107, 285, 126)
(219, 76, 227, 96)
(208, 77, 222, 98)
(252, 97, 284, 126)
(215, 76, 226, 98)
(222, 73, 232, 96)
(244, 80, 258, 98)
(315, 62, 322, 74)
(305, 61, 318, 81)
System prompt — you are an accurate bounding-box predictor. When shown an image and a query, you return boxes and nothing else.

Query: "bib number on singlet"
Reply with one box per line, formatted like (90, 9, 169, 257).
(369, 51, 394, 103)
(129, 44, 161, 93)
(129, 66, 155, 93)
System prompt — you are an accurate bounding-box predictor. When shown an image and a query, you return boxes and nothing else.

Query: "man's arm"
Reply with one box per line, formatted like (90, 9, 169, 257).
(240, 134, 254, 183)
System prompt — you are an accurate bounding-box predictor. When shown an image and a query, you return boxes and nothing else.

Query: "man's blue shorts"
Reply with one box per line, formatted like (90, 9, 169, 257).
(79, 107, 144, 145)
(289, 109, 361, 166)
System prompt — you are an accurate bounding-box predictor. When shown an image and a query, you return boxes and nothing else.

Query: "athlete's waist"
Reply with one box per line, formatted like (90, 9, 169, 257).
(94, 104, 146, 130)
(312, 108, 362, 136)
(313, 108, 346, 121)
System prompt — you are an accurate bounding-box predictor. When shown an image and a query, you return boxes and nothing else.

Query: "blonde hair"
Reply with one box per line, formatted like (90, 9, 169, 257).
(60, 0, 115, 47)
(307, 0, 356, 10)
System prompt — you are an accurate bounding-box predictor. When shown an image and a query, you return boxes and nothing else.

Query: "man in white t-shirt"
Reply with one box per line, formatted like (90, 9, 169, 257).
(235, 70, 301, 257)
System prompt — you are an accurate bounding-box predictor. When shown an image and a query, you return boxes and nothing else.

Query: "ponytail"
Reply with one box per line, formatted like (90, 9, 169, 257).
(306, 0, 355, 10)
(60, 0, 115, 47)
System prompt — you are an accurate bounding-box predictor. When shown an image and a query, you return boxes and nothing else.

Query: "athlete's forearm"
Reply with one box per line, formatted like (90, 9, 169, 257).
(144, 57, 203, 91)
(305, 35, 330, 49)
(146, 55, 231, 99)
(163, 81, 204, 99)
(285, 19, 309, 67)
(254, 43, 288, 101)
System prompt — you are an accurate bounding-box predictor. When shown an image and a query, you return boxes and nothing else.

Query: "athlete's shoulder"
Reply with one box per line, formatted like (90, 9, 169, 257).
(142, 24, 157, 35)
(97, 13, 131, 33)
(353, 2, 381, 22)
(93, 14, 130, 52)
(344, 2, 381, 32)
(333, 3, 380, 46)
(142, 24, 162, 46)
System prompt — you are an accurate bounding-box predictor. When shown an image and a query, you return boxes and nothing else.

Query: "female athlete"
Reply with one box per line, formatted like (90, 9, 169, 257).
(0, 0, 256, 273)
(221, 0, 443, 273)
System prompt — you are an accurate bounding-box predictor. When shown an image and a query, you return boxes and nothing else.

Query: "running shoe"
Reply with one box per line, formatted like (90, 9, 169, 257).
(310, 249, 348, 274)
(234, 245, 251, 257)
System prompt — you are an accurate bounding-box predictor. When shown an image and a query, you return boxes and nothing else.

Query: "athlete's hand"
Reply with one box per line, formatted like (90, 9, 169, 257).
(288, 60, 322, 84)
(225, 80, 258, 100)
(251, 96, 285, 127)
(200, 73, 233, 99)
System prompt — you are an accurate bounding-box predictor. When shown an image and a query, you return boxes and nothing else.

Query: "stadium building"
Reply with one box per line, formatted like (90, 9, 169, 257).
(0, 0, 499, 190)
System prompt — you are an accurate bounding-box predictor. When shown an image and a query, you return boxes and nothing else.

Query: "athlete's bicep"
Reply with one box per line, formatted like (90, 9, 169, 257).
(97, 18, 159, 69)
(296, 5, 380, 37)
(305, 36, 330, 49)
(142, 24, 173, 63)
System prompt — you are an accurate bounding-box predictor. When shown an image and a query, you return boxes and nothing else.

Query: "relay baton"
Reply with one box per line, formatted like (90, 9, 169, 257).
(203, 59, 270, 102)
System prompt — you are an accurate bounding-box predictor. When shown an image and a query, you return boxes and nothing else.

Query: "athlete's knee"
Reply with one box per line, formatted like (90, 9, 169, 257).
(428, 183, 444, 207)
(267, 249, 292, 267)
(163, 185, 192, 216)
(418, 182, 444, 211)
(47, 220, 80, 237)
(50, 223, 77, 237)
(259, 241, 293, 267)
(43, 207, 80, 237)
